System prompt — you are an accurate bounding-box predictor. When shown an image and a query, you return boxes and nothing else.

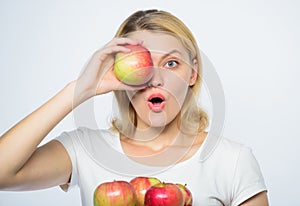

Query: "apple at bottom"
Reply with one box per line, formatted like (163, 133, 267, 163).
(144, 182, 184, 206)
(93, 177, 193, 206)
(93, 180, 136, 206)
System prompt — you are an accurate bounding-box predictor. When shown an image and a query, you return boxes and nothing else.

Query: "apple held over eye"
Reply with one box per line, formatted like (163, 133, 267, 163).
(144, 182, 184, 206)
(129, 176, 161, 206)
(176, 184, 193, 206)
(114, 44, 154, 86)
(93, 180, 137, 206)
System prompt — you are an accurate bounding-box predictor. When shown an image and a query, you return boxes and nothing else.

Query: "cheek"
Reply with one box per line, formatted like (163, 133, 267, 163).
(163, 70, 191, 105)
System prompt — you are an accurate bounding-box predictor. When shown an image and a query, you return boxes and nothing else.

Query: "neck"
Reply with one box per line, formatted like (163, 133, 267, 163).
(119, 114, 207, 166)
(125, 115, 185, 151)
(119, 124, 205, 167)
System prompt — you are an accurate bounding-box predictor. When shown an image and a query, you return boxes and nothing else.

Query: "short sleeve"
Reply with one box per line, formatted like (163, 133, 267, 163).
(231, 147, 267, 206)
(55, 130, 79, 192)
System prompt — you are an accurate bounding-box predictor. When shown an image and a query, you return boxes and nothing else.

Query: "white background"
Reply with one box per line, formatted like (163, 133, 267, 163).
(0, 0, 299, 205)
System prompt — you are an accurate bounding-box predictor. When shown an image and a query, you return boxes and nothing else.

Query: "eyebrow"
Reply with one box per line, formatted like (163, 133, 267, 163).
(160, 49, 184, 60)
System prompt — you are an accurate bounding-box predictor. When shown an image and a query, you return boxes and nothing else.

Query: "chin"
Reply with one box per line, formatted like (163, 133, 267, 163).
(135, 108, 179, 130)
(147, 111, 177, 128)
(149, 121, 168, 128)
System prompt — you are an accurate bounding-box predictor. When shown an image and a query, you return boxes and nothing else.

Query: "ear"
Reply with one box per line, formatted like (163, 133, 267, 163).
(189, 59, 198, 86)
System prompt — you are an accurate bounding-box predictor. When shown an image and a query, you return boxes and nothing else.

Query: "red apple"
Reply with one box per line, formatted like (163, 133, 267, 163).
(129, 176, 161, 206)
(114, 44, 154, 86)
(93, 180, 137, 206)
(144, 183, 184, 206)
(176, 184, 193, 206)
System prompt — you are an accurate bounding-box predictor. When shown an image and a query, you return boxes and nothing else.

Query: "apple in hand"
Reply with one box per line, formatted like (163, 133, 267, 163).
(93, 180, 137, 206)
(129, 176, 161, 206)
(144, 182, 184, 206)
(114, 44, 154, 86)
(176, 184, 193, 206)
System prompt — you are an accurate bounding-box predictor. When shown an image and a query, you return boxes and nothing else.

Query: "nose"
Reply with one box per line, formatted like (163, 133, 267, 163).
(148, 67, 164, 87)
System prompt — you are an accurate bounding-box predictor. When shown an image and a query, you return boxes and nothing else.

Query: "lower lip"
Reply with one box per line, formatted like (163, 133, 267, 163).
(147, 101, 166, 112)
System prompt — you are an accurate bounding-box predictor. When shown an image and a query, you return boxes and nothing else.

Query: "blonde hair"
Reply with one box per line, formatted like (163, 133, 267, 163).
(111, 9, 209, 135)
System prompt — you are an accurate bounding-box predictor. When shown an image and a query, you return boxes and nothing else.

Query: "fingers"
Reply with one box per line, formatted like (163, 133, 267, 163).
(97, 45, 130, 62)
(86, 37, 146, 95)
(106, 37, 143, 47)
(96, 37, 143, 62)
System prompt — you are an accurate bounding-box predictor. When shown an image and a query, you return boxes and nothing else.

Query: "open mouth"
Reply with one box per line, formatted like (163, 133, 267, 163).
(147, 93, 166, 112)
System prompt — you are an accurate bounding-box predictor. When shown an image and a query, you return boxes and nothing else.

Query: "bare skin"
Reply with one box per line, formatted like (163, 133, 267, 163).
(0, 32, 268, 205)
(0, 37, 144, 190)
(120, 131, 207, 167)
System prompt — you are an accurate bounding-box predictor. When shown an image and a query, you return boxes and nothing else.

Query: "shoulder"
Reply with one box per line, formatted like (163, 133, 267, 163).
(212, 138, 267, 205)
(210, 137, 249, 161)
(58, 127, 117, 140)
(202, 137, 260, 183)
(218, 137, 247, 151)
(215, 138, 261, 172)
(200, 137, 251, 181)
(210, 137, 260, 173)
(56, 127, 119, 150)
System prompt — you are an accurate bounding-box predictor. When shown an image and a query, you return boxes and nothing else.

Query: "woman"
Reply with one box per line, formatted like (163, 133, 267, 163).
(0, 9, 268, 205)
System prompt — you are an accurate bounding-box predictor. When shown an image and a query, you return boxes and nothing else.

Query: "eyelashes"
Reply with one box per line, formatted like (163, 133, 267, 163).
(162, 59, 180, 69)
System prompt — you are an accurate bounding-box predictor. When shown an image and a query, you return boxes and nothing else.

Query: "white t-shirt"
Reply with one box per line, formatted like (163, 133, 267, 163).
(56, 127, 267, 206)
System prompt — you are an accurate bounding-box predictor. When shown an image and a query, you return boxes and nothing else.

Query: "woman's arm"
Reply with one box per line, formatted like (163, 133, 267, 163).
(0, 37, 144, 191)
(239, 191, 269, 206)
(0, 82, 75, 190)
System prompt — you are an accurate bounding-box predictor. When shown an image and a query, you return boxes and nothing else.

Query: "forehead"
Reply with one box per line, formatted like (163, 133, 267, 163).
(126, 30, 189, 59)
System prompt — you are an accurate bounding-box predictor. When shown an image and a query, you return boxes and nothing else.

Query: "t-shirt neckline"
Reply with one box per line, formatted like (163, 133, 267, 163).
(109, 130, 208, 168)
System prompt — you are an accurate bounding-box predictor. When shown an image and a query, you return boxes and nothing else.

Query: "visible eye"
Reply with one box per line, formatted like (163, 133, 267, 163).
(164, 60, 179, 69)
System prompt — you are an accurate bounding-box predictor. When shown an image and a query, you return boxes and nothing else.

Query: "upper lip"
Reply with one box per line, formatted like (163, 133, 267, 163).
(147, 93, 165, 102)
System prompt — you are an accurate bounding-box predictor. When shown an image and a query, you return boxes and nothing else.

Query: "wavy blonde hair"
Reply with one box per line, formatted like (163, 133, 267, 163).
(111, 9, 209, 136)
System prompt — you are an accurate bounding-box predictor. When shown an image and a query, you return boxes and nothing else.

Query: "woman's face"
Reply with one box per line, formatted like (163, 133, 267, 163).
(125, 31, 197, 129)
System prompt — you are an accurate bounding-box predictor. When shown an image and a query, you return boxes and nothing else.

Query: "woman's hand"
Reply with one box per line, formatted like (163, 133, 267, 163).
(0, 37, 148, 191)
(73, 37, 146, 106)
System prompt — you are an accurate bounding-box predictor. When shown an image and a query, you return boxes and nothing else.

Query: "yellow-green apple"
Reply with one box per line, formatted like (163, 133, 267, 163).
(114, 44, 154, 86)
(93, 180, 137, 206)
(176, 184, 193, 206)
(129, 176, 161, 206)
(144, 182, 184, 206)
